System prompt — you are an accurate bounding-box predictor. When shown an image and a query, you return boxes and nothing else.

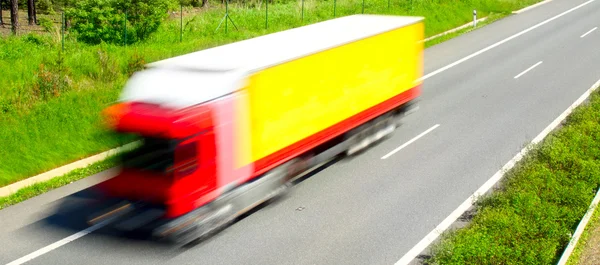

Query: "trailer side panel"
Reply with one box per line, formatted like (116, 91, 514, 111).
(242, 21, 424, 176)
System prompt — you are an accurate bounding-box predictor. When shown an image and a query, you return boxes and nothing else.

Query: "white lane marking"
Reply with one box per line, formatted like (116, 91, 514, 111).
(581, 27, 598, 38)
(381, 124, 440, 160)
(556, 184, 600, 265)
(5, 219, 112, 265)
(514, 61, 543, 79)
(418, 0, 596, 82)
(394, 77, 600, 265)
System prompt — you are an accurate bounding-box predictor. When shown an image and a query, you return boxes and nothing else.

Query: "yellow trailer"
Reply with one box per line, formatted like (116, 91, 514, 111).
(246, 15, 424, 168)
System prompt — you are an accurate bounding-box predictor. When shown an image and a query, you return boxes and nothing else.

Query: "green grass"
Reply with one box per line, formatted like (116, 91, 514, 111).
(0, 0, 544, 188)
(0, 155, 119, 210)
(423, 12, 507, 48)
(427, 87, 600, 265)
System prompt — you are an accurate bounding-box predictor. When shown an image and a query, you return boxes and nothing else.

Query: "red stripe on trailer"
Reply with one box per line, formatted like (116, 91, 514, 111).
(248, 84, 421, 180)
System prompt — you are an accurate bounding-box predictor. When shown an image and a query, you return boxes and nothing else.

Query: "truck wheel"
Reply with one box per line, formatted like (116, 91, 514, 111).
(345, 113, 397, 156)
(267, 158, 306, 204)
(179, 204, 235, 247)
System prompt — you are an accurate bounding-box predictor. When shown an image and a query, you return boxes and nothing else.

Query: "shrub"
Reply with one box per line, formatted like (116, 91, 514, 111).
(38, 17, 56, 33)
(32, 53, 73, 100)
(114, 0, 175, 41)
(23, 34, 48, 45)
(0, 99, 16, 115)
(35, 0, 55, 15)
(33, 64, 70, 100)
(94, 49, 120, 82)
(66, 0, 173, 45)
(65, 0, 126, 44)
(126, 52, 145, 76)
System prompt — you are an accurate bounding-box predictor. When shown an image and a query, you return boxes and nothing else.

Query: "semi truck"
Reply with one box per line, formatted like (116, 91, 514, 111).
(90, 14, 425, 244)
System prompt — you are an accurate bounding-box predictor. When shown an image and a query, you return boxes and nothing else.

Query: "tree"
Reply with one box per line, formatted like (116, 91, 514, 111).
(35, 0, 54, 15)
(32, 0, 37, 24)
(27, 0, 34, 25)
(1, 0, 4, 27)
(10, 0, 18, 34)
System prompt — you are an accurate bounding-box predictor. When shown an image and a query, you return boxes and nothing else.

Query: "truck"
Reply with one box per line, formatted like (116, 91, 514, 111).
(90, 14, 425, 244)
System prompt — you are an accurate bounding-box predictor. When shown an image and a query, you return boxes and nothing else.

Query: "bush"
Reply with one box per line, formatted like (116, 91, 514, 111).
(33, 52, 72, 100)
(23, 34, 50, 46)
(114, 0, 174, 41)
(35, 0, 55, 15)
(0, 99, 16, 114)
(65, 0, 126, 44)
(38, 17, 56, 33)
(126, 52, 146, 76)
(66, 0, 172, 45)
(33, 64, 72, 100)
(93, 49, 120, 82)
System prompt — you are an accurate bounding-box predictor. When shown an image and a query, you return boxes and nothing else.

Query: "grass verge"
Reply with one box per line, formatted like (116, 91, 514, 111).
(427, 86, 600, 264)
(424, 13, 507, 49)
(0, 0, 544, 188)
(0, 156, 119, 210)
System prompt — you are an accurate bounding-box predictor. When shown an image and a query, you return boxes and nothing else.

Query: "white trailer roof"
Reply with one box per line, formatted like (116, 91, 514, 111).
(120, 67, 246, 109)
(121, 14, 423, 109)
(148, 14, 423, 72)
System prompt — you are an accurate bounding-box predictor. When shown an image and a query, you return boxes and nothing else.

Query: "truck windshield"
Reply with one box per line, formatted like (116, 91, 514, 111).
(121, 137, 177, 173)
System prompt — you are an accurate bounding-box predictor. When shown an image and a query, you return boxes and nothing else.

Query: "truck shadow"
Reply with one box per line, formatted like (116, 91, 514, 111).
(35, 136, 387, 254)
(39, 187, 179, 248)
(36, 155, 342, 253)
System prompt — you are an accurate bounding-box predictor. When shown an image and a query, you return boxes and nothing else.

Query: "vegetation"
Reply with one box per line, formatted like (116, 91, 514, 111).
(0, 0, 543, 188)
(423, 12, 505, 49)
(428, 87, 600, 264)
(65, 0, 176, 44)
(0, 155, 119, 210)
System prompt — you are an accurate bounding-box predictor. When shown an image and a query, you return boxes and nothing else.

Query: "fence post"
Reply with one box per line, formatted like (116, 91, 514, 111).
(180, 4, 183, 42)
(301, 0, 304, 22)
(362, 0, 364, 13)
(215, 0, 238, 33)
(124, 9, 127, 46)
(61, 12, 65, 51)
(333, 0, 336, 17)
(265, 0, 268, 29)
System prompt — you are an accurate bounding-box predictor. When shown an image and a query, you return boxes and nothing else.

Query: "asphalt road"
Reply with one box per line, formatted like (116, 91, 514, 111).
(2, 0, 600, 264)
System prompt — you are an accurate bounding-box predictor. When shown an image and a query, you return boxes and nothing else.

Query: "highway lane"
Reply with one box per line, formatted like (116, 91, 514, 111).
(2, 0, 600, 264)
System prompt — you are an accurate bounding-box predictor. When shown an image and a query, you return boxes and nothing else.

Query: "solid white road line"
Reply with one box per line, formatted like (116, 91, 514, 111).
(394, 77, 600, 265)
(417, 0, 596, 82)
(5, 219, 113, 265)
(381, 124, 440, 160)
(514, 61, 543, 79)
(581, 27, 598, 38)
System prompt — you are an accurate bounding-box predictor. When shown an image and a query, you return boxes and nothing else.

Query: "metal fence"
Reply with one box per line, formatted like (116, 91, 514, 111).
(16, 0, 419, 49)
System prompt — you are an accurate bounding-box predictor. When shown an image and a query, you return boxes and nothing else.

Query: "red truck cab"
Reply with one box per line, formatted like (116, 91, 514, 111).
(97, 68, 249, 220)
